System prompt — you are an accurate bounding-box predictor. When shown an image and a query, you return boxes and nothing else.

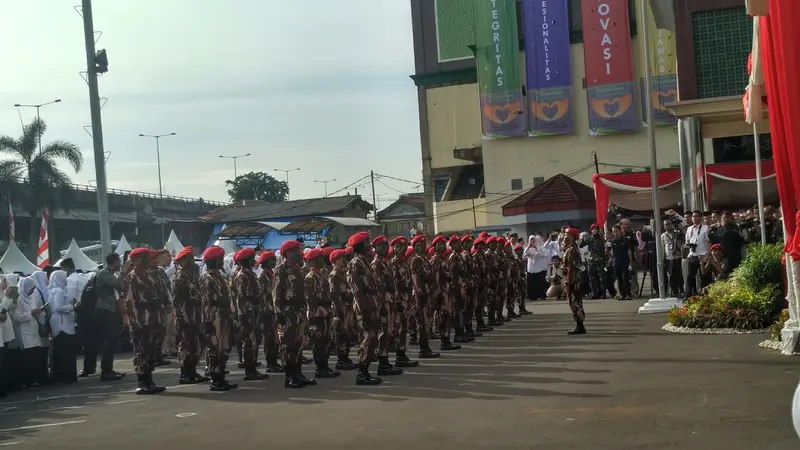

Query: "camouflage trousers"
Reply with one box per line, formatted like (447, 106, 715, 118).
(505, 281, 516, 313)
(205, 315, 233, 375)
(463, 288, 477, 330)
(309, 314, 333, 368)
(131, 324, 160, 376)
(177, 324, 203, 370)
(497, 282, 508, 316)
(379, 297, 394, 357)
(356, 309, 381, 365)
(486, 287, 499, 321)
(565, 281, 585, 323)
(450, 288, 465, 333)
(476, 287, 489, 326)
(394, 293, 412, 352)
(239, 309, 260, 369)
(435, 292, 453, 340)
(587, 262, 604, 296)
(415, 297, 433, 349)
(278, 308, 307, 366)
(259, 310, 280, 364)
(334, 303, 355, 359)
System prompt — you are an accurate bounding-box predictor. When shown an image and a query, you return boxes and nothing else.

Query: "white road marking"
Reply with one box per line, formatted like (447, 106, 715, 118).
(105, 399, 147, 406)
(175, 412, 197, 418)
(0, 442, 20, 446)
(0, 420, 87, 433)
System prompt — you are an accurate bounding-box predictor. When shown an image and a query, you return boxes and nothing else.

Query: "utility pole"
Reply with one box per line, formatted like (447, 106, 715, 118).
(370, 171, 378, 221)
(593, 152, 600, 174)
(81, 0, 112, 256)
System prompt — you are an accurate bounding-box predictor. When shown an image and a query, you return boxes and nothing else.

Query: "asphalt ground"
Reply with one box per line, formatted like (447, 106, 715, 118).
(0, 299, 797, 450)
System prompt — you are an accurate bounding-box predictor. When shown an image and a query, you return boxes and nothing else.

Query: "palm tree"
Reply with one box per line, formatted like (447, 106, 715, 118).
(0, 118, 83, 254)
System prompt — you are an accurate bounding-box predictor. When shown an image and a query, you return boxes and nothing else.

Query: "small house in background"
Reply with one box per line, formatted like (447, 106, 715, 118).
(377, 193, 426, 239)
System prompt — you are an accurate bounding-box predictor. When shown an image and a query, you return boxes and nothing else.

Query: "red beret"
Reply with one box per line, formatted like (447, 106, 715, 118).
(514, 243, 523, 251)
(347, 231, 370, 247)
(479, 231, 488, 238)
(448, 235, 461, 244)
(149, 249, 162, 259)
(390, 236, 408, 246)
(129, 248, 150, 260)
(410, 235, 426, 247)
(427, 246, 435, 255)
(175, 246, 194, 261)
(473, 237, 484, 245)
(330, 249, 346, 262)
(495, 236, 506, 244)
(404, 247, 414, 257)
(257, 251, 276, 264)
(279, 240, 302, 256)
(566, 228, 580, 238)
(234, 247, 256, 262)
(431, 235, 446, 246)
(203, 246, 225, 261)
(590, 223, 600, 230)
(304, 248, 323, 261)
(461, 235, 473, 243)
(371, 235, 388, 246)
(504, 240, 511, 247)
(345, 246, 354, 255)
(321, 246, 335, 257)
(710, 243, 723, 252)
(485, 236, 496, 244)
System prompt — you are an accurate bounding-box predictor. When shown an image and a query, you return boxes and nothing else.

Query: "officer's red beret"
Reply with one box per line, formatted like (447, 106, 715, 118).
(448, 235, 461, 244)
(203, 246, 225, 261)
(347, 231, 370, 247)
(345, 246, 354, 255)
(129, 248, 150, 260)
(330, 249, 346, 262)
(485, 236, 496, 244)
(321, 246, 335, 257)
(234, 247, 256, 262)
(175, 246, 194, 261)
(390, 236, 408, 246)
(257, 251, 276, 264)
(410, 235, 426, 247)
(514, 243, 523, 251)
(473, 237, 485, 245)
(427, 246, 435, 255)
(566, 227, 580, 238)
(304, 248, 323, 261)
(371, 235, 388, 246)
(461, 235, 473, 243)
(431, 235, 446, 246)
(279, 240, 302, 256)
(404, 247, 414, 257)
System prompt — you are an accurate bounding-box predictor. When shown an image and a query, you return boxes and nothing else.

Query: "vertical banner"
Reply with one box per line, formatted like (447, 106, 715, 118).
(474, 0, 526, 139)
(522, 0, 574, 136)
(638, 0, 678, 126)
(580, 0, 638, 135)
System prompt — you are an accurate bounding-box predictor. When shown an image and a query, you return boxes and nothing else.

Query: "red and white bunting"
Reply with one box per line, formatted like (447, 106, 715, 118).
(36, 208, 49, 268)
(8, 199, 14, 242)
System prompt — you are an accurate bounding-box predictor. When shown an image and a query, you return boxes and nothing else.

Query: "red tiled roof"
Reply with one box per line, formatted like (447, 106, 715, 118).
(502, 174, 595, 216)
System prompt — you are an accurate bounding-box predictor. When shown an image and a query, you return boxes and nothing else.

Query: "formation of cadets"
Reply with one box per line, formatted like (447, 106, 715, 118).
(121, 230, 541, 395)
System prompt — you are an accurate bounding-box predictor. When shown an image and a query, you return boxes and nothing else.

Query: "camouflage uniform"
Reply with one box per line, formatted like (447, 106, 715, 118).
(230, 265, 264, 377)
(583, 234, 607, 298)
(305, 267, 335, 374)
(563, 243, 585, 325)
(257, 267, 282, 370)
(347, 253, 381, 366)
(151, 268, 173, 362)
(472, 248, 490, 330)
(200, 269, 235, 376)
(461, 248, 479, 335)
(410, 253, 437, 355)
(390, 254, 418, 365)
(484, 248, 500, 325)
(173, 260, 205, 381)
(496, 250, 511, 318)
(371, 255, 394, 360)
(329, 266, 356, 369)
(448, 248, 469, 342)
(273, 261, 308, 369)
(431, 252, 454, 345)
(124, 269, 162, 379)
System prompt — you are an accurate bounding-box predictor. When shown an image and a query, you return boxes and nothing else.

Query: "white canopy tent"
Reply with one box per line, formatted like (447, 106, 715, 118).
(213, 239, 240, 255)
(165, 230, 183, 256)
(0, 241, 40, 275)
(115, 235, 132, 255)
(55, 239, 100, 272)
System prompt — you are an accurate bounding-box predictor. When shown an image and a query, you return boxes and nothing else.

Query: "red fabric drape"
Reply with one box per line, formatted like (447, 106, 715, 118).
(593, 174, 610, 228)
(592, 169, 682, 227)
(761, 10, 800, 258)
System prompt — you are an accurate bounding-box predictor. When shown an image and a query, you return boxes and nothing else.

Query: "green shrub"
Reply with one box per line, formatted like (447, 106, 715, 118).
(769, 309, 791, 341)
(667, 279, 776, 330)
(732, 243, 784, 293)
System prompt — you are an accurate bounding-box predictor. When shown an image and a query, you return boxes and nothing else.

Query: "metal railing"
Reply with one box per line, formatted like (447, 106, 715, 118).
(66, 182, 228, 206)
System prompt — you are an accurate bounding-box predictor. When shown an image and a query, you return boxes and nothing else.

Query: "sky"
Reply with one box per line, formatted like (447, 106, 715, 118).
(0, 0, 422, 209)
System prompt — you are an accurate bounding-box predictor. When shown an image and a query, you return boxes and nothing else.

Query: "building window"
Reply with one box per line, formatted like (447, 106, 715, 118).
(533, 176, 545, 187)
(433, 175, 450, 202)
(510, 178, 523, 191)
(693, 7, 752, 99)
(713, 134, 772, 164)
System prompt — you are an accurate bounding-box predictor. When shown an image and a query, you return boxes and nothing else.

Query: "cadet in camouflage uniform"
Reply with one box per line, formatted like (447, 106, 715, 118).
(472, 237, 492, 332)
(502, 240, 521, 319)
(410, 235, 441, 359)
(448, 235, 473, 344)
(513, 244, 531, 314)
(460, 235, 483, 337)
(150, 249, 173, 367)
(200, 246, 239, 391)
(124, 248, 167, 395)
(230, 247, 268, 381)
(257, 251, 283, 373)
(562, 228, 587, 335)
(304, 248, 340, 379)
(329, 249, 357, 371)
(346, 231, 383, 385)
(388, 237, 419, 368)
(172, 246, 209, 384)
(484, 237, 503, 327)
(431, 236, 460, 351)
(371, 235, 404, 376)
(273, 240, 313, 389)
(581, 224, 607, 299)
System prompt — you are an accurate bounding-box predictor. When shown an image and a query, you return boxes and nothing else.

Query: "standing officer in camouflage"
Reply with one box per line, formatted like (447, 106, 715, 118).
(472, 237, 492, 333)
(329, 249, 357, 371)
(123, 248, 167, 395)
(581, 224, 607, 299)
(389, 237, 419, 368)
(273, 240, 314, 388)
(257, 251, 283, 373)
(371, 235, 403, 376)
(448, 235, 472, 344)
(304, 249, 340, 379)
(562, 228, 587, 335)
(150, 250, 173, 367)
(410, 235, 440, 359)
(200, 246, 239, 391)
(172, 246, 209, 384)
(483, 237, 502, 327)
(513, 243, 531, 314)
(346, 231, 383, 385)
(431, 236, 459, 350)
(231, 248, 268, 381)
(460, 235, 482, 337)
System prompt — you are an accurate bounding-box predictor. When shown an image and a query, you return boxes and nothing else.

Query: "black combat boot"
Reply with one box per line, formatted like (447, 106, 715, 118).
(518, 304, 533, 315)
(191, 369, 210, 383)
(179, 366, 198, 385)
(466, 323, 483, 337)
(135, 375, 156, 395)
(476, 321, 493, 332)
(210, 373, 230, 391)
(243, 364, 268, 381)
(294, 366, 317, 386)
(567, 322, 587, 335)
(453, 326, 472, 343)
(356, 363, 382, 386)
(264, 358, 284, 374)
(146, 374, 167, 393)
(335, 353, 357, 371)
(314, 358, 342, 378)
(377, 357, 403, 376)
(394, 351, 419, 368)
(283, 365, 303, 389)
(508, 309, 521, 319)
(418, 347, 441, 359)
(440, 338, 461, 351)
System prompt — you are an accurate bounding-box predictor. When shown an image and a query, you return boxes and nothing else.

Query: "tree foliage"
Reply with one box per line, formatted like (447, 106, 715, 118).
(0, 118, 83, 251)
(226, 171, 289, 202)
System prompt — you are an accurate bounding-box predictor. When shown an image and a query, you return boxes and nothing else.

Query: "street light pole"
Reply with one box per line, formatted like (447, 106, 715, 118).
(468, 178, 477, 229)
(139, 132, 176, 247)
(314, 179, 336, 197)
(14, 99, 62, 153)
(219, 153, 251, 179)
(274, 168, 300, 200)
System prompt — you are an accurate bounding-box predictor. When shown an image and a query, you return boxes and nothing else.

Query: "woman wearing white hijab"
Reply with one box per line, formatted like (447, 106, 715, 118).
(2, 274, 22, 391)
(12, 277, 47, 387)
(524, 234, 551, 301)
(29, 272, 51, 353)
(48, 270, 77, 383)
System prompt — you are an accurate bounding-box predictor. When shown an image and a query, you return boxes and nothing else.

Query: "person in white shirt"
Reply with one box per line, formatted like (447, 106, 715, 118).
(524, 235, 551, 300)
(0, 275, 15, 396)
(12, 277, 46, 387)
(48, 270, 77, 383)
(684, 211, 711, 297)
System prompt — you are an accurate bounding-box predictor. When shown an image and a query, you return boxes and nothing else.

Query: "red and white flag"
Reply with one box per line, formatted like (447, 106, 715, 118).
(37, 208, 49, 269)
(8, 199, 14, 242)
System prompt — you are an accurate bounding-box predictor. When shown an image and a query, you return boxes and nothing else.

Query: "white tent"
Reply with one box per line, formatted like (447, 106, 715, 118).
(213, 239, 240, 255)
(55, 239, 100, 272)
(115, 235, 132, 255)
(0, 241, 40, 275)
(165, 230, 183, 256)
